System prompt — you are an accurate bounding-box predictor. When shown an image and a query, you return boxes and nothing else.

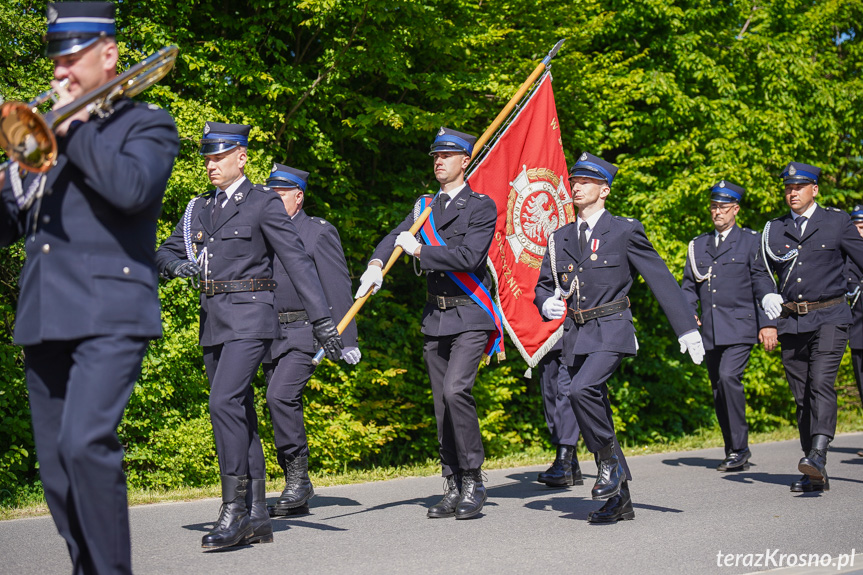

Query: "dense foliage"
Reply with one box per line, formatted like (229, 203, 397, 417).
(1, 0, 861, 499)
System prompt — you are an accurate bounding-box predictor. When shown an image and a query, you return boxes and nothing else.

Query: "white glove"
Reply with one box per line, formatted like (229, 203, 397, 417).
(355, 265, 383, 298)
(678, 330, 705, 365)
(541, 288, 567, 320)
(395, 231, 421, 257)
(341, 347, 361, 365)
(762, 293, 784, 320)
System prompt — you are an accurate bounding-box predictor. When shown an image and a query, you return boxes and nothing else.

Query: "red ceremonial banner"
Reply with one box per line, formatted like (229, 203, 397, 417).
(468, 72, 575, 368)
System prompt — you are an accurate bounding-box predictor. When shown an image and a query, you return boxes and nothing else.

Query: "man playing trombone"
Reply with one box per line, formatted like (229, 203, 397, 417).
(0, 3, 179, 573)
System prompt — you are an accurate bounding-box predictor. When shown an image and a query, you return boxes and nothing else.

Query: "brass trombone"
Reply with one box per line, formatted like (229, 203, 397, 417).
(0, 45, 179, 174)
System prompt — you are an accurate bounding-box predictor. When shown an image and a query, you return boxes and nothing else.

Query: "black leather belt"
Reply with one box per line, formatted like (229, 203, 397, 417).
(279, 310, 308, 324)
(200, 278, 277, 296)
(781, 296, 846, 316)
(427, 292, 475, 310)
(567, 297, 630, 325)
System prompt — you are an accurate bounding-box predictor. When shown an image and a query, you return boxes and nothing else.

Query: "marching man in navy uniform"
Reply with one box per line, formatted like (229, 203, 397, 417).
(536, 341, 584, 487)
(156, 123, 344, 549)
(534, 152, 704, 523)
(0, 2, 179, 573)
(753, 162, 863, 493)
(681, 181, 777, 472)
(845, 205, 863, 457)
(356, 127, 503, 520)
(261, 163, 360, 516)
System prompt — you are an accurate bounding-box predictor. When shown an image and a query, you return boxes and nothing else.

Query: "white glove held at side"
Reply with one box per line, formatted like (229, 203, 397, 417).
(341, 347, 362, 365)
(678, 330, 705, 365)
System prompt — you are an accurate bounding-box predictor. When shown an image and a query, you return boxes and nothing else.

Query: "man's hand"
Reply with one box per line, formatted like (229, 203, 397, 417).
(762, 293, 784, 320)
(759, 327, 779, 352)
(356, 264, 383, 298)
(541, 288, 567, 320)
(341, 347, 362, 365)
(395, 231, 421, 258)
(164, 259, 201, 278)
(678, 330, 705, 365)
(694, 314, 702, 327)
(52, 79, 90, 137)
(312, 317, 344, 361)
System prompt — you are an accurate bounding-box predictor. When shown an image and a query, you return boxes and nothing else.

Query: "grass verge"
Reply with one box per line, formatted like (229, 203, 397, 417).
(3, 409, 861, 522)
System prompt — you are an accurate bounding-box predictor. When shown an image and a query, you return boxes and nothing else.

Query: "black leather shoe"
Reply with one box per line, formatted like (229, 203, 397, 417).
(857, 450, 863, 457)
(275, 456, 315, 513)
(268, 503, 310, 517)
(588, 481, 635, 523)
(538, 445, 583, 486)
(790, 474, 829, 492)
(455, 469, 487, 519)
(592, 444, 624, 500)
(798, 435, 829, 481)
(246, 479, 273, 544)
(717, 448, 751, 471)
(427, 474, 461, 518)
(202, 475, 254, 550)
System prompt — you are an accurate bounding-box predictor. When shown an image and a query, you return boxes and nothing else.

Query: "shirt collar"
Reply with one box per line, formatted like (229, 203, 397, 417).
(219, 176, 247, 200)
(791, 202, 817, 221)
(716, 226, 734, 241)
(441, 183, 467, 202)
(577, 208, 606, 231)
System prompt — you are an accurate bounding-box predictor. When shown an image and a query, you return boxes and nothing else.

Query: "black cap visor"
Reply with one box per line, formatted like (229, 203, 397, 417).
(199, 140, 240, 156)
(46, 33, 105, 58)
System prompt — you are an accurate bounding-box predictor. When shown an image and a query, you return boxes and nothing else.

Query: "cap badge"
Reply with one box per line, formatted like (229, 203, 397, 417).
(203, 124, 211, 135)
(719, 181, 725, 188)
(271, 164, 277, 173)
(438, 127, 445, 136)
(789, 165, 797, 176)
(47, 6, 58, 24)
(579, 153, 587, 161)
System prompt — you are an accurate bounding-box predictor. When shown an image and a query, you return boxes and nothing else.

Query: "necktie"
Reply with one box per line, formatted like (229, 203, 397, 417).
(795, 216, 807, 235)
(715, 233, 722, 248)
(439, 192, 450, 212)
(579, 221, 589, 256)
(211, 191, 224, 225)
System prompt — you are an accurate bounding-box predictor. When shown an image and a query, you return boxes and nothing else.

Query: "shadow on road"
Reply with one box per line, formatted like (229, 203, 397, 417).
(661, 456, 723, 469)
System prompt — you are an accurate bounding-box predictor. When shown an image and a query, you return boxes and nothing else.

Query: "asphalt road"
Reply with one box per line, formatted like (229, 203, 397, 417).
(2, 433, 863, 575)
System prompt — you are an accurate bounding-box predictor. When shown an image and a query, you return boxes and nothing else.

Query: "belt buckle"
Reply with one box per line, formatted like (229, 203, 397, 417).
(797, 301, 809, 315)
(437, 295, 447, 310)
(203, 281, 215, 296)
(574, 309, 585, 324)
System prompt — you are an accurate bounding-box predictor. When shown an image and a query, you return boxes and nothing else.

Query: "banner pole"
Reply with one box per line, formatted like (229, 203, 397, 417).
(313, 39, 566, 365)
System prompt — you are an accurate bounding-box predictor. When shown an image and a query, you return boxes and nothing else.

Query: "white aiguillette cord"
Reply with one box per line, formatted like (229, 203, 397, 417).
(182, 196, 207, 288)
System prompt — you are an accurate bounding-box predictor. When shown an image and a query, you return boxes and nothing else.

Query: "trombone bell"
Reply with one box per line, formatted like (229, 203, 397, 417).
(0, 102, 57, 173)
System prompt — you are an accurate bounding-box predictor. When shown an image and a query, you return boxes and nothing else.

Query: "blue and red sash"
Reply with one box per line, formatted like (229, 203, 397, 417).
(419, 194, 505, 359)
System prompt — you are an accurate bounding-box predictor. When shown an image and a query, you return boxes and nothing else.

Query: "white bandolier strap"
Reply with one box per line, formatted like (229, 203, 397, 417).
(411, 195, 432, 277)
(548, 232, 580, 304)
(182, 196, 207, 285)
(687, 239, 712, 290)
(761, 220, 798, 291)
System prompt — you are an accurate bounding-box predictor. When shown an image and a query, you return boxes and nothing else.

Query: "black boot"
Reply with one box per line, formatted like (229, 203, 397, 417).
(201, 475, 254, 550)
(538, 445, 583, 487)
(455, 469, 487, 520)
(275, 455, 315, 514)
(798, 435, 829, 481)
(588, 480, 635, 523)
(246, 479, 273, 544)
(790, 474, 829, 492)
(427, 473, 461, 519)
(592, 444, 624, 500)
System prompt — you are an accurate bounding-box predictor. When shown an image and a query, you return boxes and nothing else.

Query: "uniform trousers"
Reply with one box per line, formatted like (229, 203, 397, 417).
(779, 324, 848, 453)
(202, 338, 269, 478)
(704, 344, 752, 453)
(262, 348, 316, 469)
(538, 349, 580, 446)
(850, 349, 863, 406)
(25, 335, 149, 575)
(565, 351, 631, 480)
(423, 330, 489, 477)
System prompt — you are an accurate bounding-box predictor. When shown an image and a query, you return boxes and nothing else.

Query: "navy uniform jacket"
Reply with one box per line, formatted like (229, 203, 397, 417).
(155, 179, 329, 347)
(845, 260, 863, 350)
(534, 211, 698, 363)
(0, 99, 179, 345)
(681, 225, 775, 350)
(267, 208, 358, 361)
(371, 184, 497, 337)
(752, 206, 863, 335)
